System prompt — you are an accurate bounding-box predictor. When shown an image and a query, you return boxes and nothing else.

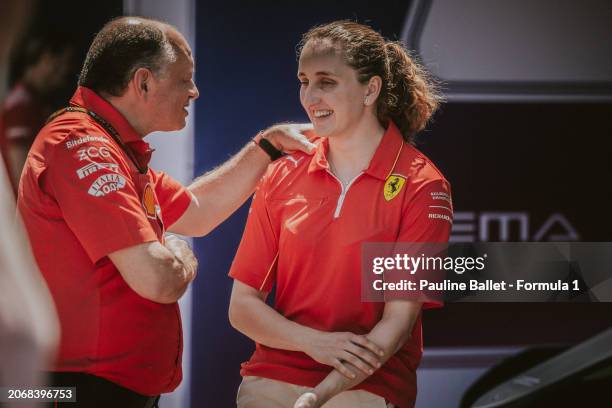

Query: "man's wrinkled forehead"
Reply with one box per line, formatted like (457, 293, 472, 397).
(165, 27, 193, 60)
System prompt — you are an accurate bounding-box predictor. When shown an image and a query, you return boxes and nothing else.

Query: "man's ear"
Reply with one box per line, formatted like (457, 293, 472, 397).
(132, 67, 152, 98)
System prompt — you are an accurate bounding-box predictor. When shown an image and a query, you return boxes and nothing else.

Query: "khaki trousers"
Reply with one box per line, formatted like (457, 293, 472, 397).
(237, 376, 394, 408)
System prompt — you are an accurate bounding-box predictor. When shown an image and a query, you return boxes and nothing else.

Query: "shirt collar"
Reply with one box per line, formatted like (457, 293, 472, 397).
(307, 121, 405, 180)
(69, 86, 154, 168)
(307, 137, 331, 173)
(69, 86, 143, 143)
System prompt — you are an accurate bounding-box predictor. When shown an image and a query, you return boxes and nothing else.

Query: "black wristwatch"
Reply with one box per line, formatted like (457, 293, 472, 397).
(254, 134, 284, 161)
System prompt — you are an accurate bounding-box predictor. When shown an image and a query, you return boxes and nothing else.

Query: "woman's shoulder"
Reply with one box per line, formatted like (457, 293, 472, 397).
(397, 143, 450, 188)
(265, 135, 323, 177)
(269, 150, 311, 175)
(258, 149, 313, 196)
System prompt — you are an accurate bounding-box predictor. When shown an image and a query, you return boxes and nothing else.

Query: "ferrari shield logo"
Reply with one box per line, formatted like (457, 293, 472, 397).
(384, 174, 406, 201)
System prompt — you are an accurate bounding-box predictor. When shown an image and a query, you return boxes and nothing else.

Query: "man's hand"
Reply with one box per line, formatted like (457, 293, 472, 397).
(108, 239, 196, 304)
(164, 234, 198, 283)
(260, 123, 316, 154)
(302, 331, 384, 379)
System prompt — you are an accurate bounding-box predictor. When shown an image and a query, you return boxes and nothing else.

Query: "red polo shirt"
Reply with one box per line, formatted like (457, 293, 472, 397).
(229, 122, 452, 408)
(17, 87, 192, 396)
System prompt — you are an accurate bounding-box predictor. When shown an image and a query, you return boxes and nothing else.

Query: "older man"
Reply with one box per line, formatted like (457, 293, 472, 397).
(17, 17, 313, 407)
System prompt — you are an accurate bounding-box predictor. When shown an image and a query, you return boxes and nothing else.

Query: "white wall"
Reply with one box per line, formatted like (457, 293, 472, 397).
(123, 1, 196, 407)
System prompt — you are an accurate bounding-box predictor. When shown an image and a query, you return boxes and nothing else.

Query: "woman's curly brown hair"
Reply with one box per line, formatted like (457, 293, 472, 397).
(298, 21, 443, 143)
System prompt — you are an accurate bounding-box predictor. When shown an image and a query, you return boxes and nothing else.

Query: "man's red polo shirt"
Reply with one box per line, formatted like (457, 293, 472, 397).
(229, 122, 452, 408)
(17, 87, 192, 396)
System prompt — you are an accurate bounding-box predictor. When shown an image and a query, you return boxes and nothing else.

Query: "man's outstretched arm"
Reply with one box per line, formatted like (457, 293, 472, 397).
(169, 124, 314, 237)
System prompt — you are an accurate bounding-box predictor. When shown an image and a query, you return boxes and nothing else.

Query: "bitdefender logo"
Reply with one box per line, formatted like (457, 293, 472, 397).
(88, 173, 126, 197)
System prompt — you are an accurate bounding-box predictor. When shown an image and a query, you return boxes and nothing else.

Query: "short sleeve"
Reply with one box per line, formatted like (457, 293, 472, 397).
(150, 171, 192, 228)
(45, 133, 158, 263)
(228, 176, 279, 293)
(397, 178, 453, 308)
(398, 178, 453, 243)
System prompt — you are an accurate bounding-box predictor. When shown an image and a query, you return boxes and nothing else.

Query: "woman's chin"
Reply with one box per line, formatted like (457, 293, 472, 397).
(312, 125, 333, 138)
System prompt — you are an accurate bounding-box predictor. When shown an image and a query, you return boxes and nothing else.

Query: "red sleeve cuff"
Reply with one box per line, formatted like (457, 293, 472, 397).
(229, 252, 278, 293)
(164, 189, 192, 228)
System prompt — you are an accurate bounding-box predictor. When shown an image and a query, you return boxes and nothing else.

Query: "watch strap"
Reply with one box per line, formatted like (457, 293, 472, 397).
(255, 136, 284, 161)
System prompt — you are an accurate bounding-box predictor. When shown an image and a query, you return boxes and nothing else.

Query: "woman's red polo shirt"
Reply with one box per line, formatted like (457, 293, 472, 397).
(229, 122, 453, 408)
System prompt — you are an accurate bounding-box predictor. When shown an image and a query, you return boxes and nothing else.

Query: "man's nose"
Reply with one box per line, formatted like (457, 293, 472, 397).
(190, 84, 200, 101)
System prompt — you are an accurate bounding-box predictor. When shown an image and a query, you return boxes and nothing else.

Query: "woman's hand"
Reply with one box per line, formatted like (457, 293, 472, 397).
(302, 331, 384, 379)
(294, 391, 319, 408)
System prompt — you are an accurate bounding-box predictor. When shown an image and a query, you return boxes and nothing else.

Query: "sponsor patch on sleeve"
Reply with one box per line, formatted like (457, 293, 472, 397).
(65, 135, 108, 149)
(141, 183, 160, 219)
(77, 146, 111, 161)
(76, 162, 119, 179)
(427, 188, 453, 223)
(428, 212, 453, 223)
(430, 191, 451, 204)
(88, 173, 126, 197)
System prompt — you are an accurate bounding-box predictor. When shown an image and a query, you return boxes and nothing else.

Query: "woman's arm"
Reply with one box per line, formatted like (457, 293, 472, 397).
(229, 280, 384, 378)
(294, 300, 422, 408)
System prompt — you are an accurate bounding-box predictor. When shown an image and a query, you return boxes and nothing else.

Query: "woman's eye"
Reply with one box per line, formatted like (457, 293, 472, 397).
(320, 80, 335, 87)
(299, 80, 309, 86)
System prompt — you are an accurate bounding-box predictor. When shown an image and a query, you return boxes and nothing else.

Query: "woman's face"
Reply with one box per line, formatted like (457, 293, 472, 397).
(298, 41, 369, 139)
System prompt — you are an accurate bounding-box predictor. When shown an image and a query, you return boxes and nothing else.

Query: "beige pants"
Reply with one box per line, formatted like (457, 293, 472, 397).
(237, 376, 394, 408)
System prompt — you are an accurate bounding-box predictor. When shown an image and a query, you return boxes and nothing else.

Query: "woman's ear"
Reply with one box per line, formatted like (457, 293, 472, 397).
(364, 75, 382, 106)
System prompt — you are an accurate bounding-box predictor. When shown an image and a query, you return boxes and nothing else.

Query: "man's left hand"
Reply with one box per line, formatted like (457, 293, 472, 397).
(260, 123, 316, 154)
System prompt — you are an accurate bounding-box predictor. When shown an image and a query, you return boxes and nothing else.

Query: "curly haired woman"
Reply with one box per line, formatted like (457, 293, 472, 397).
(228, 21, 452, 408)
